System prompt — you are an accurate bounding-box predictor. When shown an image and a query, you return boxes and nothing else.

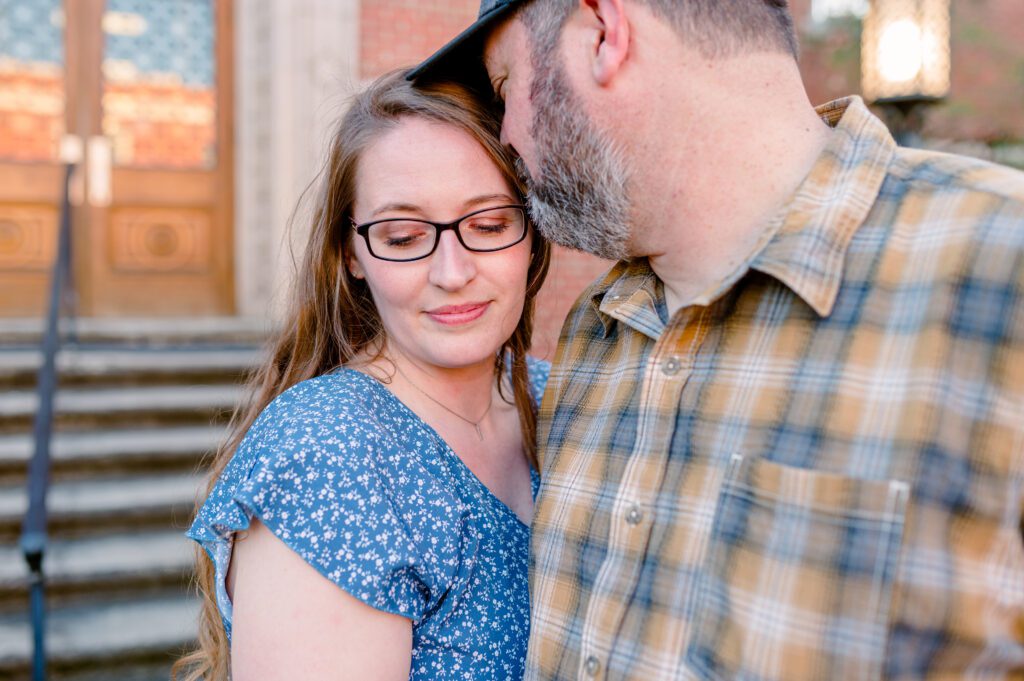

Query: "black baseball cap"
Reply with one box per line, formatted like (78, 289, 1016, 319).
(406, 0, 527, 86)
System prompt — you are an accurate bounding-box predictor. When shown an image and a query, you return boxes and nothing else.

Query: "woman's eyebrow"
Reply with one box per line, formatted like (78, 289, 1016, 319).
(369, 202, 423, 218)
(369, 194, 517, 219)
(462, 193, 517, 209)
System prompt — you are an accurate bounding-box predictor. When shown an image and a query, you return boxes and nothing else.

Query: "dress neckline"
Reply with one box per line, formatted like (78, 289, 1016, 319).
(340, 368, 537, 530)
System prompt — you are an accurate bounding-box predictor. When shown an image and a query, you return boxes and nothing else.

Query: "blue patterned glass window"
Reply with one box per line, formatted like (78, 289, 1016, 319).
(0, 0, 66, 162)
(102, 0, 217, 169)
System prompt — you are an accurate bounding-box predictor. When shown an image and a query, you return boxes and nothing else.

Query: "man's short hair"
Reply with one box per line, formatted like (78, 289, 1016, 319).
(519, 0, 799, 62)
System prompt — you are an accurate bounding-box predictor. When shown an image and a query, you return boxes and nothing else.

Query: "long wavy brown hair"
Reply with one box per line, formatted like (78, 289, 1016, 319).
(172, 70, 551, 681)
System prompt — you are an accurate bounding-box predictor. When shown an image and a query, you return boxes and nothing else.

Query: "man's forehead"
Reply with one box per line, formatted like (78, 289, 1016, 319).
(482, 15, 525, 73)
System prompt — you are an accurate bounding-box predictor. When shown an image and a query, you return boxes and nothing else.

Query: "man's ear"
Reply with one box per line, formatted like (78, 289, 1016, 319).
(583, 0, 630, 87)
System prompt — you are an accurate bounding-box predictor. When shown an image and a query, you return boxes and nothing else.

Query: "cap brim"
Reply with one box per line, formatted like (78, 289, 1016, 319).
(406, 2, 519, 86)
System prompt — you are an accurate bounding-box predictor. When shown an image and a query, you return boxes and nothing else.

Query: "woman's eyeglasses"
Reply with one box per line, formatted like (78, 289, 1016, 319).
(352, 205, 528, 262)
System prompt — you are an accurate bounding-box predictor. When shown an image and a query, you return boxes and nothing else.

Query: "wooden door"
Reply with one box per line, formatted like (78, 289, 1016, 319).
(0, 0, 234, 318)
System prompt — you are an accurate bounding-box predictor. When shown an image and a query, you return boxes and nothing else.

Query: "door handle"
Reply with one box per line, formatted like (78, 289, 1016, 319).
(59, 134, 85, 206)
(86, 136, 112, 207)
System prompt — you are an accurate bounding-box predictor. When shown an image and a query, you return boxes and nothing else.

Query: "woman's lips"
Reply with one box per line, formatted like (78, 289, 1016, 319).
(425, 302, 490, 325)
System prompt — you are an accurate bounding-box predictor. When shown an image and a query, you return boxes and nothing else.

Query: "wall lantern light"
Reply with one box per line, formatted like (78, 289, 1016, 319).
(861, 0, 951, 144)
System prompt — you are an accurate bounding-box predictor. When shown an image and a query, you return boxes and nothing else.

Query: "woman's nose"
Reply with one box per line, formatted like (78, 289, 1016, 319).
(428, 230, 476, 290)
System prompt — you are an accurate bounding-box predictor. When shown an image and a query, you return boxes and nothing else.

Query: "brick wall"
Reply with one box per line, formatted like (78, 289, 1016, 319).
(359, 0, 479, 78)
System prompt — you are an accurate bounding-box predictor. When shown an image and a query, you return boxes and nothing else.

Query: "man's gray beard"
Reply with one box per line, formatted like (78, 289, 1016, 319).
(521, 59, 632, 261)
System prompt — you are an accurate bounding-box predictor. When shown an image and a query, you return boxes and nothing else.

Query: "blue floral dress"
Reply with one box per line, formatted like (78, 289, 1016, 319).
(187, 359, 549, 680)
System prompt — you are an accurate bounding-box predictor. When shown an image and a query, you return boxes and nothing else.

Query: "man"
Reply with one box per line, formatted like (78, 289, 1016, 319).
(410, 1, 1024, 679)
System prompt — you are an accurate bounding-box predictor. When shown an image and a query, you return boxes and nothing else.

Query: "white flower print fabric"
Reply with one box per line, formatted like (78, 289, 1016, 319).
(188, 358, 550, 680)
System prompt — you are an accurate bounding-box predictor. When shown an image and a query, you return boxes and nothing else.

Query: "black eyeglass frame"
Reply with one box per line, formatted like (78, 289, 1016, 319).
(352, 204, 529, 262)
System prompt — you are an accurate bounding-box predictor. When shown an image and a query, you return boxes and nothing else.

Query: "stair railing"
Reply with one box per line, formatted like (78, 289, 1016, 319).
(20, 157, 78, 681)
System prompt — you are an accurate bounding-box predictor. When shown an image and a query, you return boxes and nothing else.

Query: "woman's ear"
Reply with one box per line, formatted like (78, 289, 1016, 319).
(346, 252, 365, 280)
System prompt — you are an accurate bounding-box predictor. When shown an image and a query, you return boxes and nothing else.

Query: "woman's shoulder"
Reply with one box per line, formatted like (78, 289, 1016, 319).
(191, 370, 391, 527)
(191, 368, 442, 549)
(244, 368, 413, 445)
(525, 356, 551, 401)
(209, 369, 414, 505)
(254, 368, 380, 427)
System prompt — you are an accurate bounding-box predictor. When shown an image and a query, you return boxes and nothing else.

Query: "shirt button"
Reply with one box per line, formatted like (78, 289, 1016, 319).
(662, 356, 682, 376)
(625, 504, 643, 525)
(584, 655, 601, 676)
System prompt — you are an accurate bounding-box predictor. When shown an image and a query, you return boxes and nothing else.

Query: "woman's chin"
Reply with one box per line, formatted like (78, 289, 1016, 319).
(416, 340, 508, 371)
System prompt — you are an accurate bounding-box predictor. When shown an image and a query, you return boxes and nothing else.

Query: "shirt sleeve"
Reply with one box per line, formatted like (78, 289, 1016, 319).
(189, 377, 433, 624)
(526, 356, 551, 404)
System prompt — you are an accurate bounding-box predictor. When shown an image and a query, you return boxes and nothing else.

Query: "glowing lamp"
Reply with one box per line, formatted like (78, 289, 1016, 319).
(861, 0, 951, 104)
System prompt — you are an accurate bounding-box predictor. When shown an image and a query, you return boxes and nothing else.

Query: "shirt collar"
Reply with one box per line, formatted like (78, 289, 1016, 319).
(588, 259, 663, 340)
(747, 96, 896, 317)
(590, 96, 896, 335)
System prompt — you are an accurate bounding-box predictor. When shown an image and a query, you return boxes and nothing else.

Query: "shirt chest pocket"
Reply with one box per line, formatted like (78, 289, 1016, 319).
(685, 454, 910, 681)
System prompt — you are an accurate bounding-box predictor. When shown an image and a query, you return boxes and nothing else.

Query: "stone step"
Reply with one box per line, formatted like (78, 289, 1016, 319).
(0, 383, 244, 433)
(0, 425, 225, 482)
(22, 660, 181, 681)
(0, 316, 273, 347)
(0, 346, 263, 389)
(0, 529, 194, 614)
(0, 592, 200, 676)
(0, 472, 205, 541)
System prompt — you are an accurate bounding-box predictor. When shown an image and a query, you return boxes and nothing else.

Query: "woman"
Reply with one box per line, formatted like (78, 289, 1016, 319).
(174, 70, 550, 680)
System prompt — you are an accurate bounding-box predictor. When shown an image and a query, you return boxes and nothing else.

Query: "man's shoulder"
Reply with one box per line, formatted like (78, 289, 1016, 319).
(855, 149, 1024, 346)
(889, 147, 1024, 209)
(876, 148, 1024, 260)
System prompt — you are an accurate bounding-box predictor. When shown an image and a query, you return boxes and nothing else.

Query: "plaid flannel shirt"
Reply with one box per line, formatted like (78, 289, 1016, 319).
(527, 97, 1024, 681)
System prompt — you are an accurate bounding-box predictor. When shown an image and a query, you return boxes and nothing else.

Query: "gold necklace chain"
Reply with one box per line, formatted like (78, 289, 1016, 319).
(393, 363, 493, 440)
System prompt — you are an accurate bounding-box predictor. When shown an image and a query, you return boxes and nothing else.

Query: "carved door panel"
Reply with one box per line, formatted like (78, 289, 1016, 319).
(0, 0, 234, 318)
(86, 0, 234, 316)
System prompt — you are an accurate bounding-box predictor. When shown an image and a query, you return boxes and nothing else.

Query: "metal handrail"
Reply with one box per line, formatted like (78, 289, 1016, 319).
(20, 162, 76, 681)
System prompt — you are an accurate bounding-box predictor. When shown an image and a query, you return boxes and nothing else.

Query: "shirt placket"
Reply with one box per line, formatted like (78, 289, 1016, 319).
(576, 306, 710, 680)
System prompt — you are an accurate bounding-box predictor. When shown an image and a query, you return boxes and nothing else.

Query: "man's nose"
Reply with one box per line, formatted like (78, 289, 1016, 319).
(428, 231, 476, 291)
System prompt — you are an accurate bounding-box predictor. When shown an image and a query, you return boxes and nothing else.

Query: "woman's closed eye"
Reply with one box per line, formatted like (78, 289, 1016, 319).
(375, 222, 432, 249)
(465, 219, 513, 236)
